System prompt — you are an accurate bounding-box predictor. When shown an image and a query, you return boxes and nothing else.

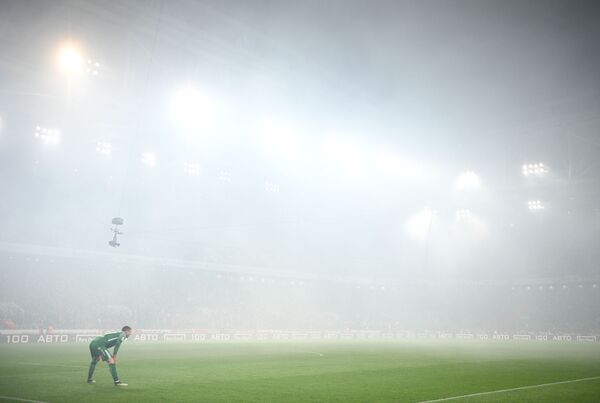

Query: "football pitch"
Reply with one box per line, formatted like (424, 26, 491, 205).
(1, 340, 599, 402)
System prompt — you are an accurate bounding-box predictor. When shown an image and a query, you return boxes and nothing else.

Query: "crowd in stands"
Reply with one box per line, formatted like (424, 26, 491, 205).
(1, 256, 599, 332)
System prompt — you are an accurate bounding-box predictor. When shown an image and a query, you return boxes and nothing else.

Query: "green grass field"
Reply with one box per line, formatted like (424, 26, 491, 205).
(1, 340, 599, 402)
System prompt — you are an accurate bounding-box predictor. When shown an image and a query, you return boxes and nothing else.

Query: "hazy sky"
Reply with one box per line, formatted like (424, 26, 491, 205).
(0, 0, 599, 282)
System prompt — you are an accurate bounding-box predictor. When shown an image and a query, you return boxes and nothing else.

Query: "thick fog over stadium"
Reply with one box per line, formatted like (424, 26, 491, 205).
(0, 0, 599, 333)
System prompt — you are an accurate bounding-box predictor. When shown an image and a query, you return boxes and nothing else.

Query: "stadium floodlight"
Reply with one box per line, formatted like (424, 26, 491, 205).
(456, 209, 471, 221)
(219, 170, 232, 183)
(265, 181, 280, 193)
(522, 162, 549, 176)
(184, 162, 201, 176)
(141, 152, 156, 167)
(528, 200, 544, 211)
(169, 86, 213, 129)
(96, 141, 111, 156)
(34, 126, 60, 145)
(85, 59, 101, 76)
(456, 171, 480, 191)
(57, 44, 84, 74)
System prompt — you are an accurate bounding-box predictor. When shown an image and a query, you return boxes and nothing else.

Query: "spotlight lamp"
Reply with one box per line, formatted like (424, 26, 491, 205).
(57, 44, 84, 74)
(85, 59, 101, 76)
(34, 126, 60, 144)
(528, 200, 544, 211)
(96, 141, 111, 155)
(219, 170, 232, 183)
(184, 162, 201, 176)
(522, 162, 548, 176)
(141, 152, 157, 167)
(265, 181, 280, 193)
(456, 209, 471, 220)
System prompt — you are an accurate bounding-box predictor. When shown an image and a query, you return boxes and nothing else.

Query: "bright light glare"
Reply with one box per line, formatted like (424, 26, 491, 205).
(321, 137, 367, 180)
(456, 171, 480, 190)
(528, 200, 544, 211)
(141, 152, 156, 167)
(219, 170, 232, 183)
(405, 208, 436, 241)
(456, 209, 471, 220)
(265, 181, 280, 193)
(258, 119, 301, 160)
(34, 126, 60, 145)
(184, 162, 201, 176)
(376, 153, 405, 173)
(323, 137, 362, 164)
(453, 210, 487, 239)
(522, 162, 549, 176)
(86, 59, 101, 76)
(96, 142, 111, 156)
(58, 45, 84, 74)
(169, 86, 213, 129)
(375, 152, 436, 183)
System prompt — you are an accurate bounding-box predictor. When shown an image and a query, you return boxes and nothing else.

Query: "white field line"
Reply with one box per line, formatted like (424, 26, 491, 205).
(284, 350, 324, 357)
(0, 396, 49, 403)
(419, 375, 600, 402)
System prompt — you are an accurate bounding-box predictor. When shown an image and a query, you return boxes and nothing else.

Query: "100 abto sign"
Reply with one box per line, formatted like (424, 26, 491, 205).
(4, 334, 70, 343)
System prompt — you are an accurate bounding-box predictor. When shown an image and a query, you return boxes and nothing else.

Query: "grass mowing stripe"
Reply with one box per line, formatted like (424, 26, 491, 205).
(2, 341, 600, 402)
(0, 396, 49, 403)
(419, 375, 600, 402)
(17, 363, 88, 369)
(284, 350, 325, 357)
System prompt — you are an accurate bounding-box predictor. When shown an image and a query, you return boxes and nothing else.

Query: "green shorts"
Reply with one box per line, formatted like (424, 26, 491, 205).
(89, 341, 112, 361)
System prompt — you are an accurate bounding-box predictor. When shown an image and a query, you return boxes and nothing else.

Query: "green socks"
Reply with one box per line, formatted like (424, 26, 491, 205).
(109, 363, 119, 382)
(89, 361, 119, 383)
(87, 361, 97, 380)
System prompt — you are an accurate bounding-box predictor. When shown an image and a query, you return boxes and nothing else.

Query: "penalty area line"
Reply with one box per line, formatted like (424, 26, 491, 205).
(0, 396, 49, 403)
(419, 375, 600, 402)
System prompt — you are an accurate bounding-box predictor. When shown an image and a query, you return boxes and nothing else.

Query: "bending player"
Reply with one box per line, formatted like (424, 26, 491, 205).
(87, 326, 132, 386)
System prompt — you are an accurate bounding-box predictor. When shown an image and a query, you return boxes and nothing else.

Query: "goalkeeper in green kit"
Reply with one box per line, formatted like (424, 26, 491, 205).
(87, 326, 132, 386)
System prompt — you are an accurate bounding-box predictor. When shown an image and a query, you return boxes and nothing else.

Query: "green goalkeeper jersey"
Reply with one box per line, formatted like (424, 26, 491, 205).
(91, 331, 127, 355)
